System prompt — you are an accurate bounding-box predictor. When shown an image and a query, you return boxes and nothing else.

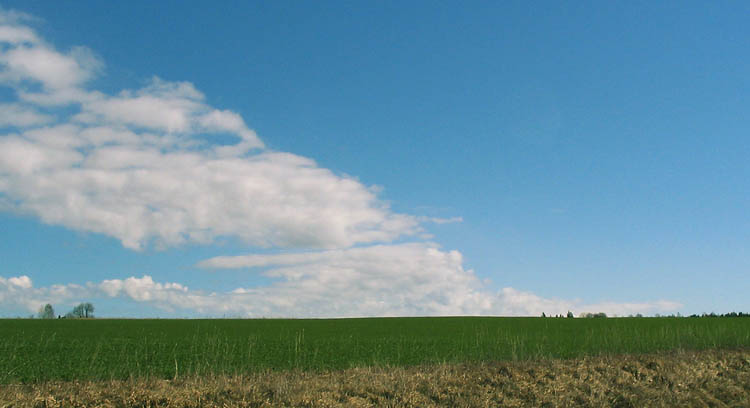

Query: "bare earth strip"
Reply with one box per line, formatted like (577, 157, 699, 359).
(2, 349, 748, 407)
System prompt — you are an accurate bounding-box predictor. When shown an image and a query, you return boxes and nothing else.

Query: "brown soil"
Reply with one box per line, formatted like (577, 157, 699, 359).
(2, 349, 748, 407)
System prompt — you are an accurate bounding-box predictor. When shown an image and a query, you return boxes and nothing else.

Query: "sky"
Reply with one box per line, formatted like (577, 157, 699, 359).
(0, 1, 748, 318)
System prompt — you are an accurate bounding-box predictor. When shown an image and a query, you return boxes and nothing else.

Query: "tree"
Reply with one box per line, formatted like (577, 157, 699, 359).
(37, 304, 55, 319)
(67, 302, 95, 318)
(566, 311, 574, 318)
(69, 303, 85, 318)
(581, 312, 608, 318)
(84, 302, 94, 318)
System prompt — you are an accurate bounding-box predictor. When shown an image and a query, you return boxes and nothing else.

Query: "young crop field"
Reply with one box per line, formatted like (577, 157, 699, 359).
(2, 317, 749, 384)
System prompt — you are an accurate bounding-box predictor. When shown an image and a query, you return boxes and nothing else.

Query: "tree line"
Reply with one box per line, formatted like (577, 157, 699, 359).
(36, 303, 95, 319)
(540, 311, 750, 318)
(688, 312, 750, 318)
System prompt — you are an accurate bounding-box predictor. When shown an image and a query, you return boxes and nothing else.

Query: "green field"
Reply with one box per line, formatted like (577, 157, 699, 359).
(2, 317, 749, 383)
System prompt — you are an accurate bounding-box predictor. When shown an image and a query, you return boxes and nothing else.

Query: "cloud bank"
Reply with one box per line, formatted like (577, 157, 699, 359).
(1, 243, 682, 318)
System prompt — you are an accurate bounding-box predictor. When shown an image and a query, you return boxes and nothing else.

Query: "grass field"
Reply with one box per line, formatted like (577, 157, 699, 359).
(3, 317, 749, 384)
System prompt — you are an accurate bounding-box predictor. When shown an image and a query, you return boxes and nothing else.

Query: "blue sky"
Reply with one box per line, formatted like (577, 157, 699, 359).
(0, 1, 748, 317)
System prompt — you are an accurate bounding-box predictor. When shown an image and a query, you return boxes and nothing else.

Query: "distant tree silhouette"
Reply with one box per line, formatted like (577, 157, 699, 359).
(84, 302, 94, 318)
(70, 304, 84, 318)
(66, 303, 94, 318)
(580, 312, 608, 318)
(37, 304, 54, 319)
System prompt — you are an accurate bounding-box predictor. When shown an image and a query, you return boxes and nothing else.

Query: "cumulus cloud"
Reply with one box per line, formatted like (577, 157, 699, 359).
(0, 103, 54, 127)
(197, 243, 681, 317)
(7, 275, 32, 289)
(200, 242, 493, 317)
(0, 274, 195, 315)
(98, 276, 188, 303)
(0, 275, 88, 313)
(0, 10, 419, 250)
(0, 244, 682, 317)
(2, 45, 97, 90)
(0, 11, 100, 104)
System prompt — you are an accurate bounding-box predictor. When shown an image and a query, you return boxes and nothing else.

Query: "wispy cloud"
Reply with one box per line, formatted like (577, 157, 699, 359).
(417, 216, 463, 224)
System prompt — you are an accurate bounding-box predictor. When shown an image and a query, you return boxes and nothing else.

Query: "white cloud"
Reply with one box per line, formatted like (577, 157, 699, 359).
(0, 275, 88, 313)
(99, 276, 187, 302)
(197, 243, 681, 317)
(0, 24, 38, 45)
(0, 243, 682, 317)
(77, 78, 248, 136)
(494, 287, 682, 317)
(0, 141, 418, 249)
(0, 8, 99, 108)
(0, 21, 100, 99)
(0, 7, 37, 27)
(8, 275, 32, 288)
(0, 103, 54, 127)
(418, 216, 463, 224)
(0, 10, 419, 250)
(1, 45, 96, 90)
(200, 243, 493, 317)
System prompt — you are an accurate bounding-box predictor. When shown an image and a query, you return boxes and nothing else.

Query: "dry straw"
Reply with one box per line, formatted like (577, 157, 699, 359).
(2, 348, 748, 407)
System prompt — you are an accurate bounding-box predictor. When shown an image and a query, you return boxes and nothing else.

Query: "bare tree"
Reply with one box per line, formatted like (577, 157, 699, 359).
(84, 302, 94, 318)
(66, 302, 95, 318)
(69, 303, 85, 318)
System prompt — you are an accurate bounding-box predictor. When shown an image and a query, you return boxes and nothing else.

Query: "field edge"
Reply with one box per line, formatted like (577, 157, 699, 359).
(3, 347, 749, 407)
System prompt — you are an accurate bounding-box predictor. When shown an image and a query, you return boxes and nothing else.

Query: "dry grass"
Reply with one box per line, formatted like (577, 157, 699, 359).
(2, 348, 748, 407)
